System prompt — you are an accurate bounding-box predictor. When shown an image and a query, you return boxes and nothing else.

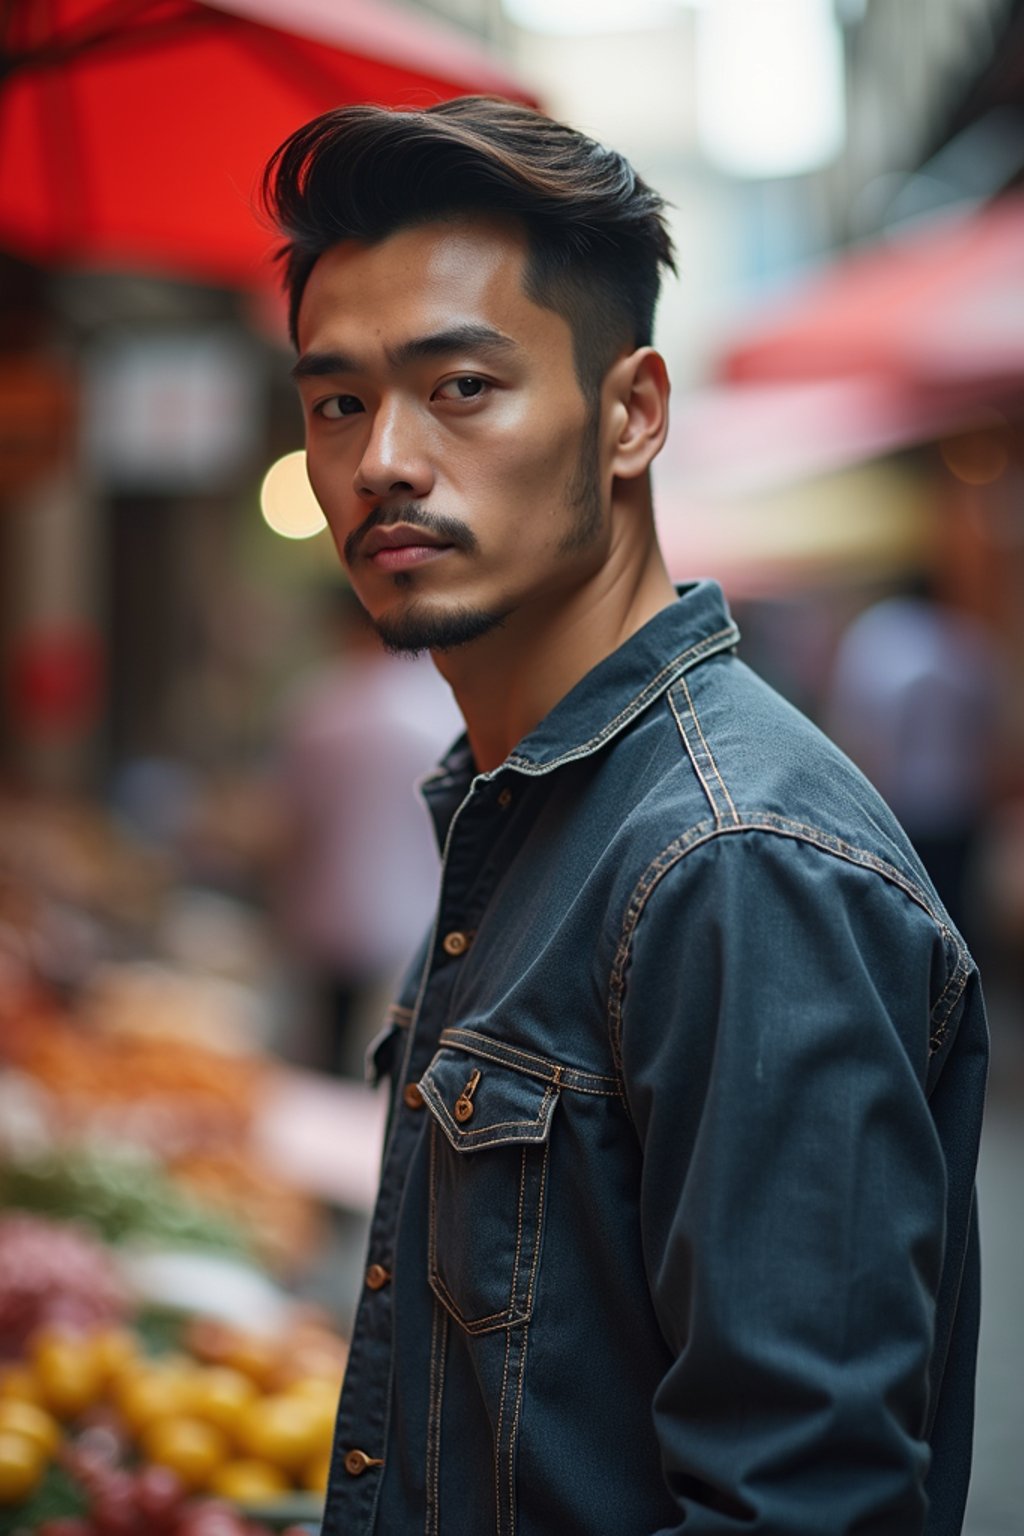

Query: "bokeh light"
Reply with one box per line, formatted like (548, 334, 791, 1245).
(259, 451, 327, 540)
(939, 426, 1011, 487)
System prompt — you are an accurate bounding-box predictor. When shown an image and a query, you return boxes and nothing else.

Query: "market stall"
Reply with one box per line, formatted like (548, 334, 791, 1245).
(0, 794, 384, 1535)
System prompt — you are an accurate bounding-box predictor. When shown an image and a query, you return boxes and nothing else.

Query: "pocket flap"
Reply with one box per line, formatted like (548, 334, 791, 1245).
(419, 1047, 558, 1152)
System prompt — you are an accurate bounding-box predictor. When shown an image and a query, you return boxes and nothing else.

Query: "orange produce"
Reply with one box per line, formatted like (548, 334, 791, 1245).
(30, 1331, 103, 1420)
(235, 1394, 331, 1475)
(272, 1328, 348, 1389)
(170, 1148, 320, 1272)
(182, 1317, 236, 1368)
(0, 1364, 42, 1405)
(184, 1316, 350, 1392)
(217, 1332, 281, 1390)
(140, 1415, 229, 1491)
(209, 1458, 290, 1503)
(0, 1430, 45, 1504)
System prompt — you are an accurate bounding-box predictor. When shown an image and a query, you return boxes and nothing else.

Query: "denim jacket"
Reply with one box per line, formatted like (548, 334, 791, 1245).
(321, 581, 988, 1536)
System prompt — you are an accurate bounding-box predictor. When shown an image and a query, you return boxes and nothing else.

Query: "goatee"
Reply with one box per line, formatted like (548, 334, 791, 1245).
(374, 598, 508, 656)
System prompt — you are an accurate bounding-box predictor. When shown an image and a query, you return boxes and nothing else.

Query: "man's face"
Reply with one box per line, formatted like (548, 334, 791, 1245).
(294, 217, 611, 654)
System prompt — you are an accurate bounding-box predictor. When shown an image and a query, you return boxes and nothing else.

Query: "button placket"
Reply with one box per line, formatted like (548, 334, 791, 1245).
(325, 772, 498, 1529)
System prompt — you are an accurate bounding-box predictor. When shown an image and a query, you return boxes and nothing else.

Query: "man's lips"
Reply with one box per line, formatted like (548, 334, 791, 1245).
(360, 523, 456, 571)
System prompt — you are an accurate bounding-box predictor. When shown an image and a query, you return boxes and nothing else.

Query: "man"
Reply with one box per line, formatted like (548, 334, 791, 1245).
(262, 98, 988, 1536)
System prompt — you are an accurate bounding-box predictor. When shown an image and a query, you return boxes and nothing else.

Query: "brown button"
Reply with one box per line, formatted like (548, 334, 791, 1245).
(365, 1263, 391, 1291)
(442, 930, 471, 957)
(343, 1448, 383, 1477)
(403, 1082, 425, 1110)
(497, 787, 513, 809)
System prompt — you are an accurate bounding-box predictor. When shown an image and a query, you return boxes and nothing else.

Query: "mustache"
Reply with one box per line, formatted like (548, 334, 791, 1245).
(345, 504, 478, 564)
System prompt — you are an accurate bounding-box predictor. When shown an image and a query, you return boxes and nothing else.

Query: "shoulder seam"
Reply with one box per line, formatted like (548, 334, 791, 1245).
(668, 674, 740, 828)
(606, 814, 971, 1075)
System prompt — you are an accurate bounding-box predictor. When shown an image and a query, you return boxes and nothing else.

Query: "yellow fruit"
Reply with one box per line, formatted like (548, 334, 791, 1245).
(116, 1366, 194, 1438)
(0, 1400, 61, 1459)
(141, 1415, 230, 1492)
(0, 1366, 42, 1406)
(0, 1431, 45, 1504)
(209, 1458, 290, 1503)
(284, 1375, 339, 1407)
(302, 1449, 332, 1494)
(188, 1367, 258, 1439)
(285, 1390, 334, 1447)
(89, 1327, 140, 1387)
(30, 1333, 103, 1420)
(236, 1394, 330, 1474)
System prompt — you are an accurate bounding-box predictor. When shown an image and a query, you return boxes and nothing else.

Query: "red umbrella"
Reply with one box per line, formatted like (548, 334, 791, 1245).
(0, 0, 535, 288)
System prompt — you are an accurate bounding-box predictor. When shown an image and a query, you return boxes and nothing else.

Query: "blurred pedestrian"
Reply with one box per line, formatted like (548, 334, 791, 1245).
(274, 584, 460, 1075)
(827, 588, 999, 945)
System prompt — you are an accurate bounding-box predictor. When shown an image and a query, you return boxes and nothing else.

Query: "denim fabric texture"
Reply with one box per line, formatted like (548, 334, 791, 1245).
(320, 581, 988, 1536)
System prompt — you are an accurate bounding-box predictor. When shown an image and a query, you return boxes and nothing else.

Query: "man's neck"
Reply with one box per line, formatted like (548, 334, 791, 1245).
(433, 535, 676, 774)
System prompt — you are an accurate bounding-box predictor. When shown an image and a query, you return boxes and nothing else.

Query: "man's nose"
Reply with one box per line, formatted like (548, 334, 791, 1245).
(354, 400, 434, 503)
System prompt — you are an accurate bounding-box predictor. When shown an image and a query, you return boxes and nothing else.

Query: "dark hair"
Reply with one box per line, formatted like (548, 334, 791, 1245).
(261, 96, 676, 402)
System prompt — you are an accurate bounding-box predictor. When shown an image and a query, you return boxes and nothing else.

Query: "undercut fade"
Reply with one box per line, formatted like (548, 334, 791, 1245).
(261, 96, 676, 403)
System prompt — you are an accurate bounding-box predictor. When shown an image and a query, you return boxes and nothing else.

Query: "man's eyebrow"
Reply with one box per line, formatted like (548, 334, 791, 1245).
(291, 350, 360, 381)
(291, 325, 518, 382)
(389, 325, 518, 367)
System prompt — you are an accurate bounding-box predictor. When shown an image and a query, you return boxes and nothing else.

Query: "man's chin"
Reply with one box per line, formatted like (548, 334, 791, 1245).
(373, 600, 508, 656)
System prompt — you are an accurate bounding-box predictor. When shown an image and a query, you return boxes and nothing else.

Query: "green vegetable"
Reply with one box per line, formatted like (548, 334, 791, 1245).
(0, 1460, 88, 1535)
(0, 1145, 251, 1258)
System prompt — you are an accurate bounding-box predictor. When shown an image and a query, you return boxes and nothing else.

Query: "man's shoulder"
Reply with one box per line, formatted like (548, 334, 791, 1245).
(604, 653, 977, 1070)
(606, 648, 940, 913)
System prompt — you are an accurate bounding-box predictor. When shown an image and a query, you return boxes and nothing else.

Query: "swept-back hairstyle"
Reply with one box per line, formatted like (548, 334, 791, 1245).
(261, 96, 676, 402)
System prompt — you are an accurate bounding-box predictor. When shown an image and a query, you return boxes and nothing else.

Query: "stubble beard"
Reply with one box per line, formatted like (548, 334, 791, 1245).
(557, 404, 603, 553)
(365, 406, 603, 657)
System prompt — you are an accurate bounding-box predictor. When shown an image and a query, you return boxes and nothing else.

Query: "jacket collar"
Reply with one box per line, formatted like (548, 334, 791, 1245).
(426, 580, 739, 791)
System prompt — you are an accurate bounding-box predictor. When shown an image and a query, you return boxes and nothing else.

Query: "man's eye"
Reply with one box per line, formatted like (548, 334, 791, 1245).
(316, 395, 363, 419)
(435, 376, 488, 401)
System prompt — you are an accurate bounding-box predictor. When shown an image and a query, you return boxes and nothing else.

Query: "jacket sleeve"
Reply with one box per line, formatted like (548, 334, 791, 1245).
(618, 829, 949, 1535)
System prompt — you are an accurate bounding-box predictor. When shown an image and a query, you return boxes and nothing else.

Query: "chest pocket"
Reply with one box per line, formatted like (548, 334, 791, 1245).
(419, 1044, 558, 1335)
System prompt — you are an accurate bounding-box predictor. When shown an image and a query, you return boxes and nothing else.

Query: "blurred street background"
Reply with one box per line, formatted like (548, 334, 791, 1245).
(0, 1, 1021, 1532)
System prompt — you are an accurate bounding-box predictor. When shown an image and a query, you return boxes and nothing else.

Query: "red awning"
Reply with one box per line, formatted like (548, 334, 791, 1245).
(719, 197, 1024, 391)
(0, 0, 536, 288)
(659, 375, 987, 502)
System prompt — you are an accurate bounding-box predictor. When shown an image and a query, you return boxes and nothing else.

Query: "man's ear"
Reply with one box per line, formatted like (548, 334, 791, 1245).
(605, 348, 670, 481)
